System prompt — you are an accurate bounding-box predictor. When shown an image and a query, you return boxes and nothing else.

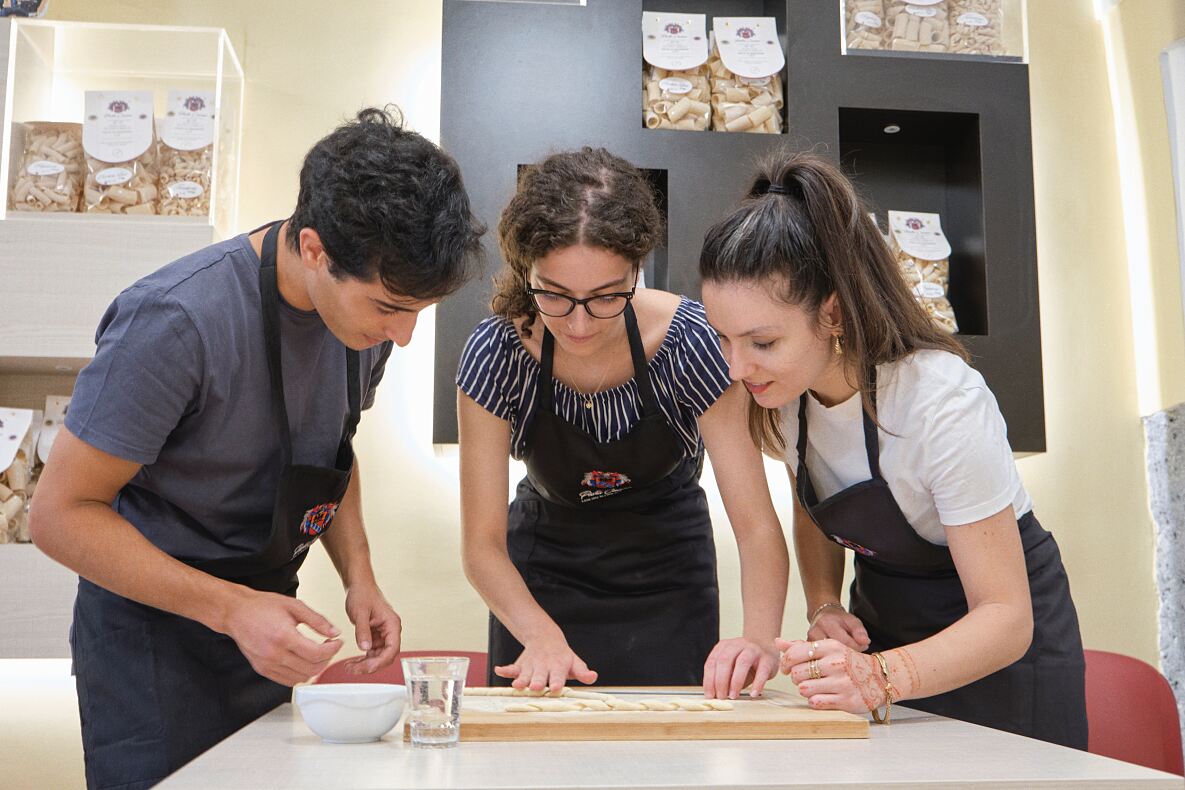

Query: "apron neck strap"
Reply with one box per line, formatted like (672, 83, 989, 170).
(538, 301, 659, 416)
(259, 221, 361, 467)
(795, 367, 883, 505)
(622, 302, 660, 416)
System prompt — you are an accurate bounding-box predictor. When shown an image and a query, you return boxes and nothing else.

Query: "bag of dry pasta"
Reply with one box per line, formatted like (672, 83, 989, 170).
(845, 0, 887, 51)
(885, 0, 950, 53)
(157, 90, 215, 217)
(642, 12, 710, 131)
(82, 90, 159, 215)
(948, 0, 1003, 56)
(708, 18, 784, 134)
(9, 122, 84, 212)
(888, 210, 958, 334)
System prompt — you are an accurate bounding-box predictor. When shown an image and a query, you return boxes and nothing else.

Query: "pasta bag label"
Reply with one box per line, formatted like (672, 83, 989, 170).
(642, 12, 708, 71)
(957, 12, 989, 26)
(713, 17, 784, 80)
(83, 91, 154, 164)
(159, 90, 215, 151)
(907, 4, 940, 17)
(888, 210, 951, 261)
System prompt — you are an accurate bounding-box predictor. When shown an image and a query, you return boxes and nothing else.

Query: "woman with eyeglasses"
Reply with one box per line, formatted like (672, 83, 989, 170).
(456, 147, 789, 695)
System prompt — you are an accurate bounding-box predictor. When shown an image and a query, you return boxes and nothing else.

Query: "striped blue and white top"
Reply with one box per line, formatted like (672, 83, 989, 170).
(456, 298, 733, 460)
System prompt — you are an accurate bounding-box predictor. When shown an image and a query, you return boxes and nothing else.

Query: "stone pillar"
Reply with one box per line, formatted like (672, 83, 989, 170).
(1144, 402, 1185, 739)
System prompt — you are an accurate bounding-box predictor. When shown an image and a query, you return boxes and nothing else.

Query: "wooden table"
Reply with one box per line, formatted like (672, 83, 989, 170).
(159, 702, 1182, 789)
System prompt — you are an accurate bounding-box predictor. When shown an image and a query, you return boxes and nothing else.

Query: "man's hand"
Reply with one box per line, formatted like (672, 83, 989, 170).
(340, 582, 403, 675)
(222, 588, 343, 686)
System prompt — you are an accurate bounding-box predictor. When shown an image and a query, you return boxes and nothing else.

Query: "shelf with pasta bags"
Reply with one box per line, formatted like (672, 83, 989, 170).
(839, 106, 987, 337)
(0, 17, 245, 371)
(841, 0, 1027, 64)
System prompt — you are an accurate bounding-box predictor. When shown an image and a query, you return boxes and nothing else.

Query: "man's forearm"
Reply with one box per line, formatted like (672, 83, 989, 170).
(320, 460, 376, 589)
(30, 499, 246, 633)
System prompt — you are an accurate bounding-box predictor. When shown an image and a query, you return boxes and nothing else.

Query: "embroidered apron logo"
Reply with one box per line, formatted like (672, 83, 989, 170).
(300, 502, 339, 537)
(830, 533, 878, 557)
(579, 470, 632, 502)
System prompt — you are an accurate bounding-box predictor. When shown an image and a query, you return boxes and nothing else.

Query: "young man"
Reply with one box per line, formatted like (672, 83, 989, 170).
(29, 107, 485, 790)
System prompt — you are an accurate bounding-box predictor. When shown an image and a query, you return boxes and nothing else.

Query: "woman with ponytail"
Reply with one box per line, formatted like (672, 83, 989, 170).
(457, 147, 789, 696)
(699, 151, 1086, 747)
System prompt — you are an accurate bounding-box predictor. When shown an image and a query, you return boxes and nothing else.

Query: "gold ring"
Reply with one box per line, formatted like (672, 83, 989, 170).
(807, 647, 815, 659)
(808, 659, 822, 680)
(812, 641, 820, 651)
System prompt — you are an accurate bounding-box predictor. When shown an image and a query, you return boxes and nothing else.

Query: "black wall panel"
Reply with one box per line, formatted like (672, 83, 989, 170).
(435, 0, 1044, 453)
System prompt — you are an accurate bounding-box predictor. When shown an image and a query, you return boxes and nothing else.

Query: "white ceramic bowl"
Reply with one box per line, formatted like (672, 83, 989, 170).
(294, 683, 407, 743)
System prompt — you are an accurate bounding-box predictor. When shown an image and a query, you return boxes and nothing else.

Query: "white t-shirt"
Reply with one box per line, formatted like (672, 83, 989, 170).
(780, 349, 1032, 545)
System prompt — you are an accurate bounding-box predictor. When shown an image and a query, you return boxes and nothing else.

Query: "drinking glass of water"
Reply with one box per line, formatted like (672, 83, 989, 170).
(401, 656, 469, 748)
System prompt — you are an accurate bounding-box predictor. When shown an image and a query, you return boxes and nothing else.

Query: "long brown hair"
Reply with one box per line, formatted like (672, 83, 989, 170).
(699, 150, 968, 456)
(493, 147, 664, 337)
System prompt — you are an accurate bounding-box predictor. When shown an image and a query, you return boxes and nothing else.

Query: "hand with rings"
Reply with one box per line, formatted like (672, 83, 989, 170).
(775, 637, 887, 715)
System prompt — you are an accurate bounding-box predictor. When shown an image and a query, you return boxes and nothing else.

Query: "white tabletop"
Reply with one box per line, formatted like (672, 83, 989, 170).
(159, 702, 1182, 789)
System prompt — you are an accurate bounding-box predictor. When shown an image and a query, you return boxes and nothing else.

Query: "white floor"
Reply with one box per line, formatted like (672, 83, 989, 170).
(0, 659, 85, 789)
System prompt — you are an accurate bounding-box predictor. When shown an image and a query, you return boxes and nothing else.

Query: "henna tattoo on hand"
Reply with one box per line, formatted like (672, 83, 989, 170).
(843, 649, 884, 711)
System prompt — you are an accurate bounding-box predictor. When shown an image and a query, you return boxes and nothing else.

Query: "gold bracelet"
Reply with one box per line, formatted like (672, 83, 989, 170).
(869, 651, 896, 725)
(808, 601, 845, 624)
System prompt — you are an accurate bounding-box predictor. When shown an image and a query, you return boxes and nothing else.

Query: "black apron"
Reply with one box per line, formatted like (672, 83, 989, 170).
(488, 303, 719, 686)
(71, 220, 361, 790)
(794, 379, 1088, 749)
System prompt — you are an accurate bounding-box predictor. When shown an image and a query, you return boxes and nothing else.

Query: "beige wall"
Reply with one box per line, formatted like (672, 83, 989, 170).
(1017, 0, 1185, 669)
(15, 2, 1185, 786)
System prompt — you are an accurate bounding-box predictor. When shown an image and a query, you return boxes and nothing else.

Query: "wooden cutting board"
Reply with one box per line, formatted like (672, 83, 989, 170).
(442, 687, 868, 741)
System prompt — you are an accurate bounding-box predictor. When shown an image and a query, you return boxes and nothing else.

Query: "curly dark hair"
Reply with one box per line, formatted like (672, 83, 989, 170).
(492, 147, 664, 337)
(287, 106, 485, 300)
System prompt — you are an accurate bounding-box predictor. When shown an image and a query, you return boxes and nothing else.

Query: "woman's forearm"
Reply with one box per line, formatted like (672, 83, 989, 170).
(461, 531, 565, 646)
(881, 601, 1033, 702)
(736, 525, 788, 643)
(792, 502, 846, 617)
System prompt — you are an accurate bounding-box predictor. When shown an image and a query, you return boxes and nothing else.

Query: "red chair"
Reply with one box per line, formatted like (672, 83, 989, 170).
(315, 650, 488, 687)
(1084, 649, 1183, 775)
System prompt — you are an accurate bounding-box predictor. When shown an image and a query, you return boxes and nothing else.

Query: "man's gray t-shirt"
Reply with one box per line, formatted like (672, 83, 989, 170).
(65, 231, 392, 562)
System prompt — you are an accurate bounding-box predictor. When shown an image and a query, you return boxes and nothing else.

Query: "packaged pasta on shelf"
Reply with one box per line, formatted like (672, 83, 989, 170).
(845, 0, 887, 51)
(888, 210, 958, 334)
(948, 0, 1004, 56)
(8, 122, 84, 212)
(157, 90, 215, 217)
(642, 12, 710, 131)
(82, 90, 159, 215)
(885, 0, 949, 53)
(708, 17, 784, 134)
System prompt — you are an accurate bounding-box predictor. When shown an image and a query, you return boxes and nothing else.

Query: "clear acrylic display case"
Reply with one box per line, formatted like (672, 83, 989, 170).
(0, 18, 244, 232)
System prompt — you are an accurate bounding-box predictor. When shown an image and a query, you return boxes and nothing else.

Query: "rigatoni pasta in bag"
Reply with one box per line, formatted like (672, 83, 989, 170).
(885, 0, 950, 53)
(845, 0, 888, 50)
(158, 90, 215, 217)
(708, 17, 784, 134)
(9, 122, 84, 212)
(888, 210, 958, 334)
(83, 90, 158, 215)
(948, 0, 1004, 56)
(642, 12, 710, 131)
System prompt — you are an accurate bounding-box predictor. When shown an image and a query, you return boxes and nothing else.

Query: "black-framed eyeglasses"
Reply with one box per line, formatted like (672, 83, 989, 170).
(526, 287, 636, 319)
